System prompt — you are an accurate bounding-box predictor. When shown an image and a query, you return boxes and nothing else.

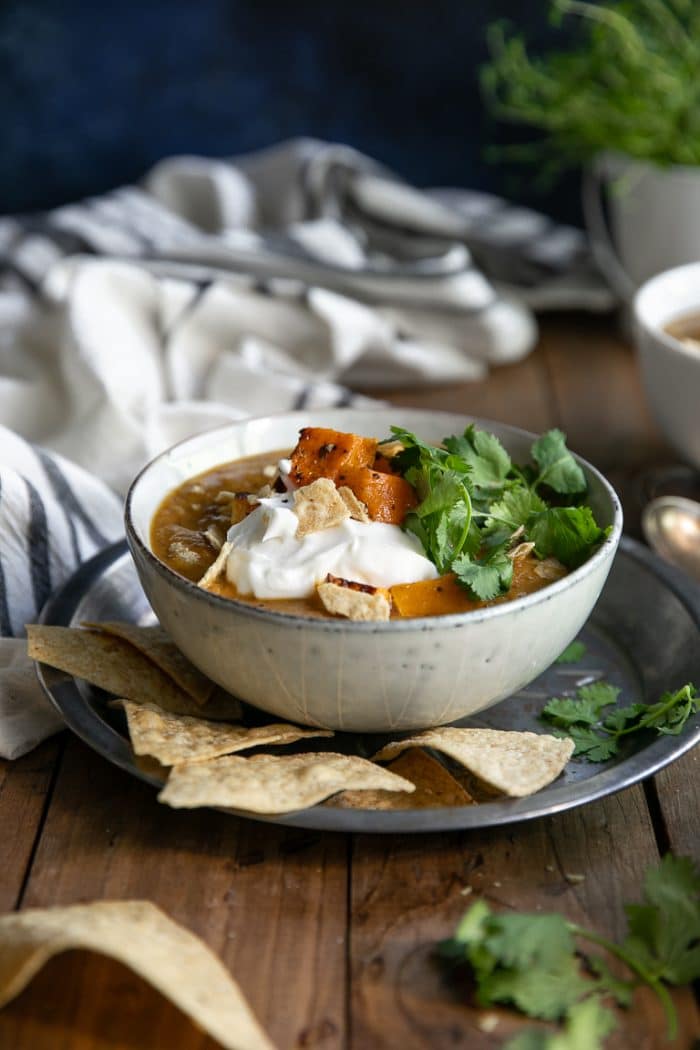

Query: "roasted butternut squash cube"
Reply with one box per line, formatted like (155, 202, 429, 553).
(288, 428, 377, 488)
(390, 575, 481, 617)
(342, 467, 417, 524)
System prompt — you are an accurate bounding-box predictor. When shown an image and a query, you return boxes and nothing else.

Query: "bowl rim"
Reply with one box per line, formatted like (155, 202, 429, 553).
(633, 260, 700, 363)
(124, 407, 624, 633)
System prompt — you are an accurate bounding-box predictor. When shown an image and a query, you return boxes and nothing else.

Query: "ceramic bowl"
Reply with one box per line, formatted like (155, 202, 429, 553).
(125, 408, 622, 733)
(634, 262, 700, 470)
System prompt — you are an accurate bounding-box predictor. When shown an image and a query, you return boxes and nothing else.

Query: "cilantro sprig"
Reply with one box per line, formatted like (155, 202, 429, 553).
(389, 425, 607, 600)
(441, 854, 700, 1049)
(542, 682, 699, 762)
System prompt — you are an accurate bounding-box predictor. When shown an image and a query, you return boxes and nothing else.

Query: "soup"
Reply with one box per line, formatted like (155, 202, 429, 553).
(664, 309, 700, 352)
(149, 421, 596, 620)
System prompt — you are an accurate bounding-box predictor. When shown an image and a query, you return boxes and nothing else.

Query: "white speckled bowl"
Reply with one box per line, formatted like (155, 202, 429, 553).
(634, 261, 700, 470)
(125, 409, 623, 733)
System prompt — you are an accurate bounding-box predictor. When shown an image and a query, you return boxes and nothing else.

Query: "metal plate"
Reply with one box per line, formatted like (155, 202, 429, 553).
(36, 537, 700, 833)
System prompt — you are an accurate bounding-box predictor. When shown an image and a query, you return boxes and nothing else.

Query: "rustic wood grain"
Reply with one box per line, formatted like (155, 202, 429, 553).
(349, 786, 699, 1049)
(0, 739, 61, 912)
(651, 749, 700, 862)
(0, 736, 347, 1050)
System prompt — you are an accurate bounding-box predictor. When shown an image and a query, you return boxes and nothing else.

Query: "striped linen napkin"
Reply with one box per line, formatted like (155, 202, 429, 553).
(0, 138, 611, 758)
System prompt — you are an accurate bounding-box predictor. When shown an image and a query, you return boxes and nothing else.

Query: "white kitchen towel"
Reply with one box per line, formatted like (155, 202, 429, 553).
(0, 138, 612, 758)
(0, 427, 123, 758)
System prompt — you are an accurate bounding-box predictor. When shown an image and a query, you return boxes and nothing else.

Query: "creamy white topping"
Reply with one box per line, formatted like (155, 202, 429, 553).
(225, 494, 437, 599)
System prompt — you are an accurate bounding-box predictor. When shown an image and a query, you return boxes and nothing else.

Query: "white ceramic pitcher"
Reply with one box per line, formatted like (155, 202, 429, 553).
(583, 151, 700, 301)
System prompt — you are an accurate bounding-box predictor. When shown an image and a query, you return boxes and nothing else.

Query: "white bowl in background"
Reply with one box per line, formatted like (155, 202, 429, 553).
(125, 408, 622, 733)
(634, 262, 700, 470)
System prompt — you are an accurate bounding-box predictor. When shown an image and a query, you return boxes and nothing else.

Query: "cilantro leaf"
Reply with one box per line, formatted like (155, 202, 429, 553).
(622, 855, 700, 987)
(543, 683, 620, 728)
(453, 545, 514, 601)
(531, 430, 586, 495)
(443, 425, 511, 493)
(504, 997, 617, 1050)
(555, 726, 619, 762)
(528, 507, 606, 569)
(482, 486, 546, 538)
(556, 641, 587, 664)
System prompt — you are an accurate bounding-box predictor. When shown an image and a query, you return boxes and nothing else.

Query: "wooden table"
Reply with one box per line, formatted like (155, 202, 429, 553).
(1, 314, 698, 1049)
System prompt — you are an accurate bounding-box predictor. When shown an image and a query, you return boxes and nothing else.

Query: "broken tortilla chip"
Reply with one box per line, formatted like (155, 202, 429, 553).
(317, 579, 391, 622)
(198, 540, 233, 590)
(293, 478, 349, 537)
(26, 625, 235, 721)
(337, 486, 370, 523)
(332, 748, 474, 810)
(82, 621, 214, 706)
(117, 700, 333, 766)
(159, 752, 415, 814)
(373, 728, 574, 798)
(0, 900, 273, 1050)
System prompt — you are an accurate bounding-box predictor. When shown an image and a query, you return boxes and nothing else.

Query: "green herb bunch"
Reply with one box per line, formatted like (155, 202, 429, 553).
(542, 681, 700, 761)
(481, 0, 700, 176)
(389, 425, 607, 601)
(440, 854, 700, 1048)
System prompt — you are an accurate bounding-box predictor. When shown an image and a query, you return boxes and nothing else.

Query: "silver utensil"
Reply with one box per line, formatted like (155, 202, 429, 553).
(641, 495, 700, 583)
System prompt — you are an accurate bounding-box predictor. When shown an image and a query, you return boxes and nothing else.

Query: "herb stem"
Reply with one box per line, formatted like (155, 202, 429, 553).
(567, 924, 678, 1039)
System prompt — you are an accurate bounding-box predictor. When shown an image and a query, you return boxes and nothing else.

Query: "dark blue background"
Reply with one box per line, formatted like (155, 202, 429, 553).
(1, 1, 582, 222)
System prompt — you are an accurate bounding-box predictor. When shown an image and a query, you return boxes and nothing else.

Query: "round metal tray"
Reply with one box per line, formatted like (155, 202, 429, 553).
(36, 537, 700, 833)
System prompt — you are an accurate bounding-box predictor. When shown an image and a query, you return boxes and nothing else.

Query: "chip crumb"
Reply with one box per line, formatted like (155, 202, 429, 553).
(198, 541, 233, 590)
(508, 541, 535, 561)
(545, 864, 555, 872)
(262, 464, 276, 478)
(477, 1014, 500, 1033)
(318, 578, 391, 622)
(167, 540, 201, 565)
(294, 478, 350, 537)
(460, 885, 473, 896)
(338, 486, 370, 523)
(564, 872, 586, 884)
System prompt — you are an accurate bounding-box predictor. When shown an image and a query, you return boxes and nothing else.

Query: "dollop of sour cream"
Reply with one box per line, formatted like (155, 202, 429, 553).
(225, 494, 438, 599)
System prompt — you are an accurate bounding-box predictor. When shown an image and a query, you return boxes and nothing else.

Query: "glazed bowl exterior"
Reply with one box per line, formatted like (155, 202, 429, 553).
(125, 409, 623, 733)
(634, 262, 700, 471)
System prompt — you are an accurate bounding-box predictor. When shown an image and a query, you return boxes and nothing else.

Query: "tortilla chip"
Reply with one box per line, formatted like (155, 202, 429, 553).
(338, 486, 370, 523)
(26, 625, 232, 720)
(373, 728, 574, 798)
(159, 752, 415, 814)
(117, 700, 333, 766)
(198, 540, 233, 590)
(332, 748, 474, 809)
(0, 900, 273, 1050)
(317, 580, 391, 622)
(293, 478, 349, 537)
(82, 622, 214, 706)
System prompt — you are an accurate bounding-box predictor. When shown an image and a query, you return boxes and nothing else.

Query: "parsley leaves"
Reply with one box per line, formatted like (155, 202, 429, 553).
(389, 424, 607, 600)
(542, 683, 699, 762)
(441, 854, 700, 1049)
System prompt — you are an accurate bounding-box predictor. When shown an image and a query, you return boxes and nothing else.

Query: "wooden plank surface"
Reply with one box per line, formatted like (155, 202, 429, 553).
(0, 736, 348, 1050)
(0, 739, 61, 912)
(1, 314, 698, 1050)
(349, 788, 699, 1049)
